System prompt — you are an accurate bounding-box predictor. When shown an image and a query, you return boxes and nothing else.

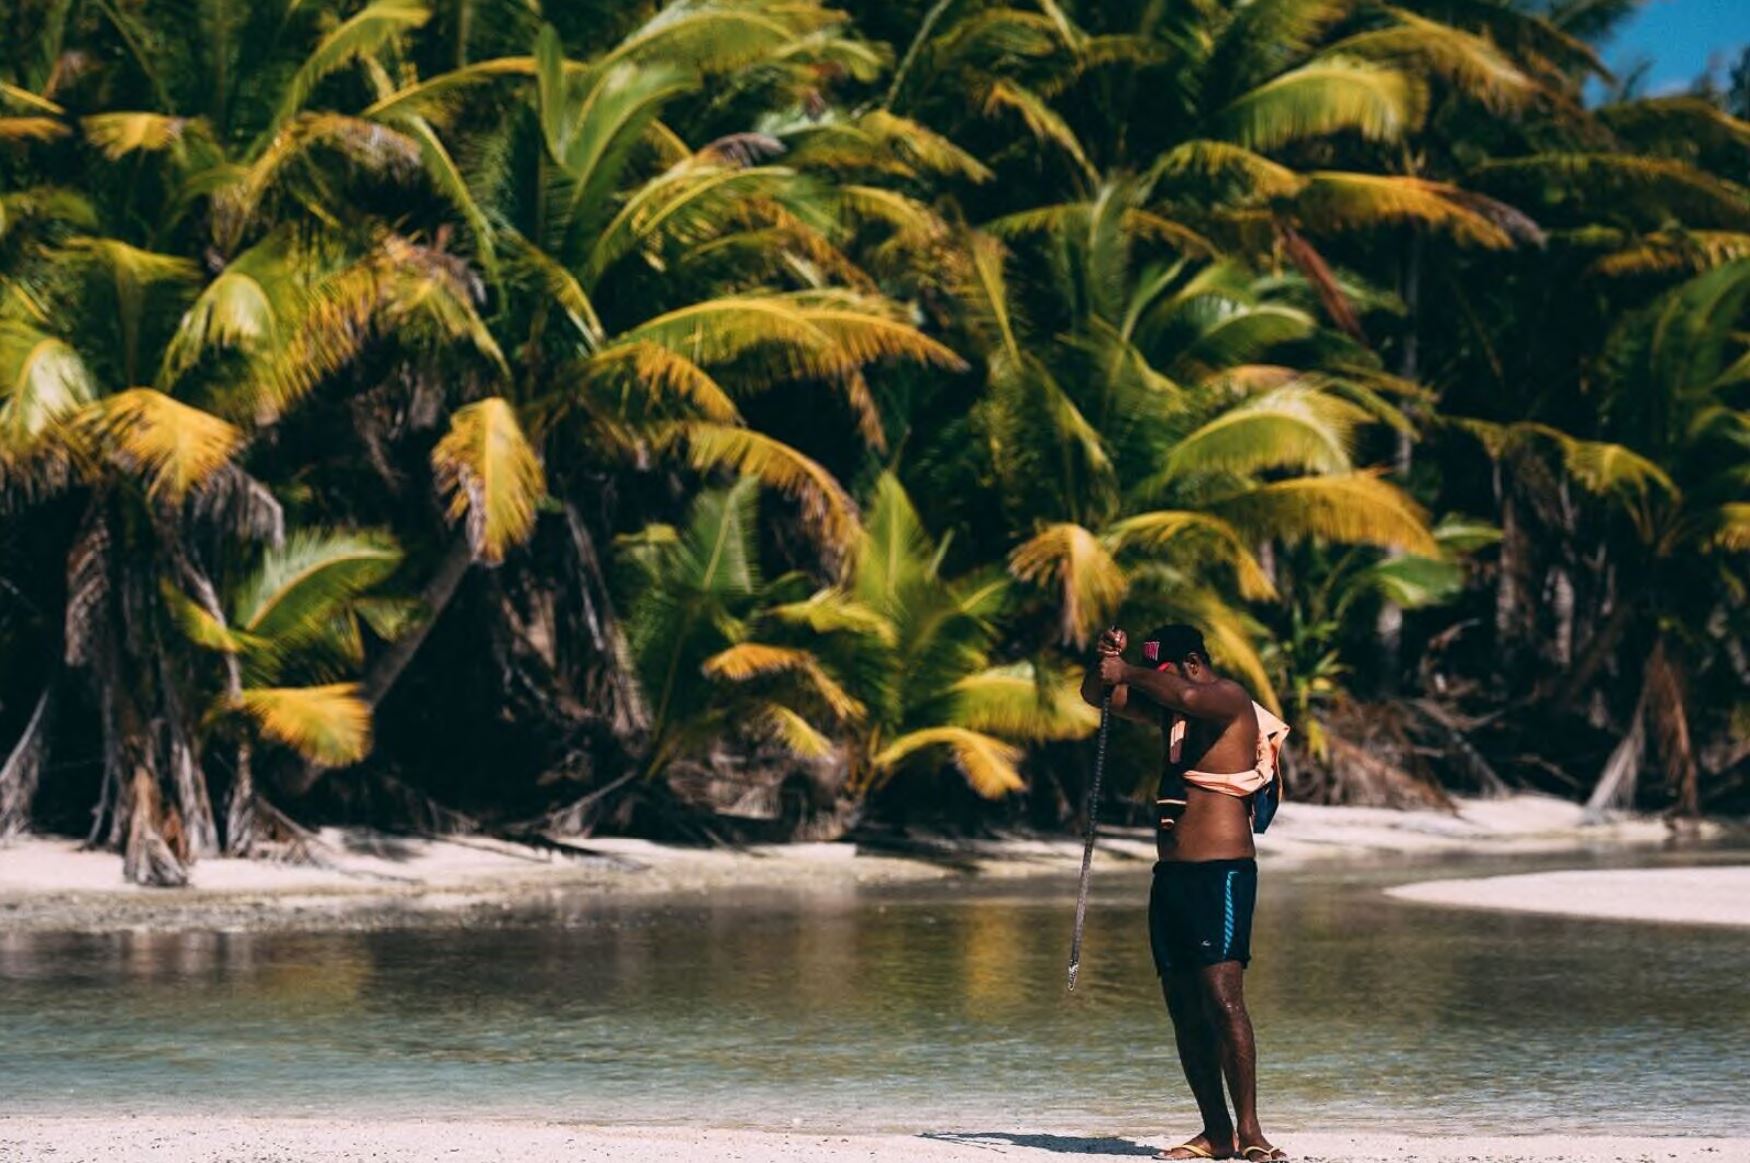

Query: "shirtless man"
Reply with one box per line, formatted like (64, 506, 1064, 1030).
(1080, 624, 1286, 1162)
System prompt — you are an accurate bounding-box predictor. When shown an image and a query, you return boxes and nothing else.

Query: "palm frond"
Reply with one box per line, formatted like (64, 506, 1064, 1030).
(701, 642, 864, 721)
(81, 113, 191, 159)
(0, 117, 70, 144)
(238, 684, 373, 765)
(1293, 172, 1538, 248)
(1163, 384, 1369, 479)
(1591, 231, 1750, 278)
(432, 397, 545, 565)
(231, 529, 402, 642)
(1475, 154, 1750, 230)
(669, 423, 858, 562)
(1151, 140, 1307, 202)
(269, 0, 432, 134)
(982, 79, 1097, 184)
(1328, 10, 1540, 112)
(873, 725, 1025, 798)
(1008, 522, 1126, 648)
(1210, 471, 1438, 554)
(753, 702, 836, 759)
(584, 342, 740, 422)
(1105, 511, 1276, 600)
(1217, 57, 1424, 151)
(951, 662, 1099, 741)
(87, 388, 243, 503)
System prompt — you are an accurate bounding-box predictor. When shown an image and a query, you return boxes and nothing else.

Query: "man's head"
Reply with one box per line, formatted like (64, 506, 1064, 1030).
(1139, 624, 1212, 680)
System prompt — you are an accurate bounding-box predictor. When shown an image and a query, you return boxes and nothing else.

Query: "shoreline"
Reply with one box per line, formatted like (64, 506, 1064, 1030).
(1387, 865, 1750, 926)
(0, 1118, 1742, 1162)
(0, 794, 1733, 933)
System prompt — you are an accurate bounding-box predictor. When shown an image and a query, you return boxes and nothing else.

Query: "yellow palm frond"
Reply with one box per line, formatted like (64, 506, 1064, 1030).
(982, 79, 1097, 183)
(270, 0, 432, 131)
(952, 663, 1099, 741)
(1008, 522, 1126, 649)
(1151, 140, 1307, 201)
(873, 726, 1025, 799)
(1710, 503, 1750, 551)
(853, 110, 992, 182)
(1591, 231, 1750, 278)
(1210, 471, 1437, 555)
(1218, 57, 1423, 151)
(88, 388, 243, 503)
(669, 423, 859, 561)
(1294, 172, 1537, 249)
(81, 113, 191, 159)
(238, 684, 372, 765)
(586, 342, 740, 422)
(1329, 10, 1540, 112)
(701, 642, 864, 721)
(0, 117, 70, 144)
(0, 83, 63, 115)
(432, 397, 545, 565)
(1105, 511, 1276, 600)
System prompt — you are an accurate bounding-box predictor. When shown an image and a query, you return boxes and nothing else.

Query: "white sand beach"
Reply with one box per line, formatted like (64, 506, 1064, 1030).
(0, 1119, 1743, 1162)
(1387, 865, 1750, 926)
(0, 794, 1729, 931)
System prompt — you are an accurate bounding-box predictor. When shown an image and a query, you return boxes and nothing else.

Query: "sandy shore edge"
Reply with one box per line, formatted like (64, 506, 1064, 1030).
(1386, 865, 1750, 926)
(0, 1118, 1742, 1162)
(0, 794, 1728, 931)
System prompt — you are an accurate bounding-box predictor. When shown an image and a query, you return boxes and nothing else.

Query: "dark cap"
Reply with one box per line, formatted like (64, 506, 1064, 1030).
(1140, 624, 1207, 667)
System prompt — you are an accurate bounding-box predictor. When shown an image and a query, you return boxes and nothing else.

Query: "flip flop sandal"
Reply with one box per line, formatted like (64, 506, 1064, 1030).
(1239, 1147, 1287, 1161)
(1155, 1143, 1217, 1160)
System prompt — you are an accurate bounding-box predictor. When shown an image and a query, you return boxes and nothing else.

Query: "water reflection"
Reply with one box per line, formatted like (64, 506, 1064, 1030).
(1, 850, 1746, 1135)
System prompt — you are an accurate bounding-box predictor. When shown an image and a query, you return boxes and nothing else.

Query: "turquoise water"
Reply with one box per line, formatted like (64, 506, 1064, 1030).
(2, 847, 1747, 1135)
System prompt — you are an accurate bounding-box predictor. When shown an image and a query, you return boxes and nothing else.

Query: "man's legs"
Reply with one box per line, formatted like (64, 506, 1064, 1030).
(1160, 970, 1235, 1158)
(1196, 962, 1281, 1160)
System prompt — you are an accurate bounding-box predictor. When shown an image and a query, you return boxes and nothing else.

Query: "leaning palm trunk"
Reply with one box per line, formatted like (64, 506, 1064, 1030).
(1586, 683, 1647, 818)
(0, 685, 56, 839)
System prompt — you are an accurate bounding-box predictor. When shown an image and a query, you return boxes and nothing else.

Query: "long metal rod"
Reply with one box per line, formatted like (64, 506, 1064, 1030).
(1066, 689, 1113, 992)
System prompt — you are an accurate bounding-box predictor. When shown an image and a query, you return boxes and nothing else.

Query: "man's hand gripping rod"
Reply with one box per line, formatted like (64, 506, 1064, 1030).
(1066, 628, 1117, 992)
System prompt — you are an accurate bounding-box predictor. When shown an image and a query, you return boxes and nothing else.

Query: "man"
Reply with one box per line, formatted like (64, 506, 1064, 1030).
(1079, 624, 1286, 1163)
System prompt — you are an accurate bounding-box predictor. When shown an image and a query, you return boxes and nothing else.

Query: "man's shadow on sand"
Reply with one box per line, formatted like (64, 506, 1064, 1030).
(920, 1132, 1158, 1156)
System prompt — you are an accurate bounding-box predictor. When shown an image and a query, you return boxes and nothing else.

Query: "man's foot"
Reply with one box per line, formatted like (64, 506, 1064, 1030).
(1236, 1138, 1287, 1161)
(1154, 1131, 1236, 1160)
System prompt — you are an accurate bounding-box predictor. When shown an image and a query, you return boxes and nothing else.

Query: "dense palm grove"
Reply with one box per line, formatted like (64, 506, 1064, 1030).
(2, 0, 1746, 883)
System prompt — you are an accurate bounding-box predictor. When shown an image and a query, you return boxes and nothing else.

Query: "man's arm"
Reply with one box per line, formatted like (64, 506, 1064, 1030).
(1102, 660, 1251, 723)
(1079, 666, 1157, 723)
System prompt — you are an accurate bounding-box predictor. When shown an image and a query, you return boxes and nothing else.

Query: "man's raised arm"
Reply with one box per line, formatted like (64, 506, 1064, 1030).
(1080, 628, 1157, 724)
(1097, 654, 1250, 723)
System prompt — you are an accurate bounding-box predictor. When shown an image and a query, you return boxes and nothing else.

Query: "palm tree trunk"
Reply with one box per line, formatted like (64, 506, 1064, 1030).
(1585, 682, 1646, 819)
(1375, 230, 1422, 692)
(0, 684, 56, 839)
(565, 500, 649, 738)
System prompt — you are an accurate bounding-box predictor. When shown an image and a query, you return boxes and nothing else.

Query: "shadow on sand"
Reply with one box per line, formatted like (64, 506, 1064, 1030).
(920, 1131, 1159, 1156)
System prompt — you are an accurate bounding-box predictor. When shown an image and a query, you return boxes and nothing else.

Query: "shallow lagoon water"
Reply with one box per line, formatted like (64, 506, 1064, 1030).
(3, 846, 1747, 1135)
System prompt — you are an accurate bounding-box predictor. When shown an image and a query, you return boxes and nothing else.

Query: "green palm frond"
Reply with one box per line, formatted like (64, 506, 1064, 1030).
(1162, 384, 1369, 479)
(86, 388, 243, 504)
(433, 397, 545, 565)
(268, 0, 433, 135)
(1008, 522, 1127, 648)
(599, 0, 843, 75)
(229, 529, 402, 644)
(238, 683, 373, 765)
(1598, 97, 1750, 157)
(873, 725, 1025, 798)
(951, 662, 1099, 741)
(0, 323, 96, 456)
(584, 161, 802, 283)
(1217, 57, 1424, 151)
(1210, 471, 1438, 554)
(1475, 154, 1750, 230)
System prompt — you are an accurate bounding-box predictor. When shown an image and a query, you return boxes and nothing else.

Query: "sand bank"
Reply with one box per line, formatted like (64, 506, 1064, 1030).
(0, 1119, 1741, 1163)
(0, 794, 1721, 932)
(1388, 865, 1750, 927)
